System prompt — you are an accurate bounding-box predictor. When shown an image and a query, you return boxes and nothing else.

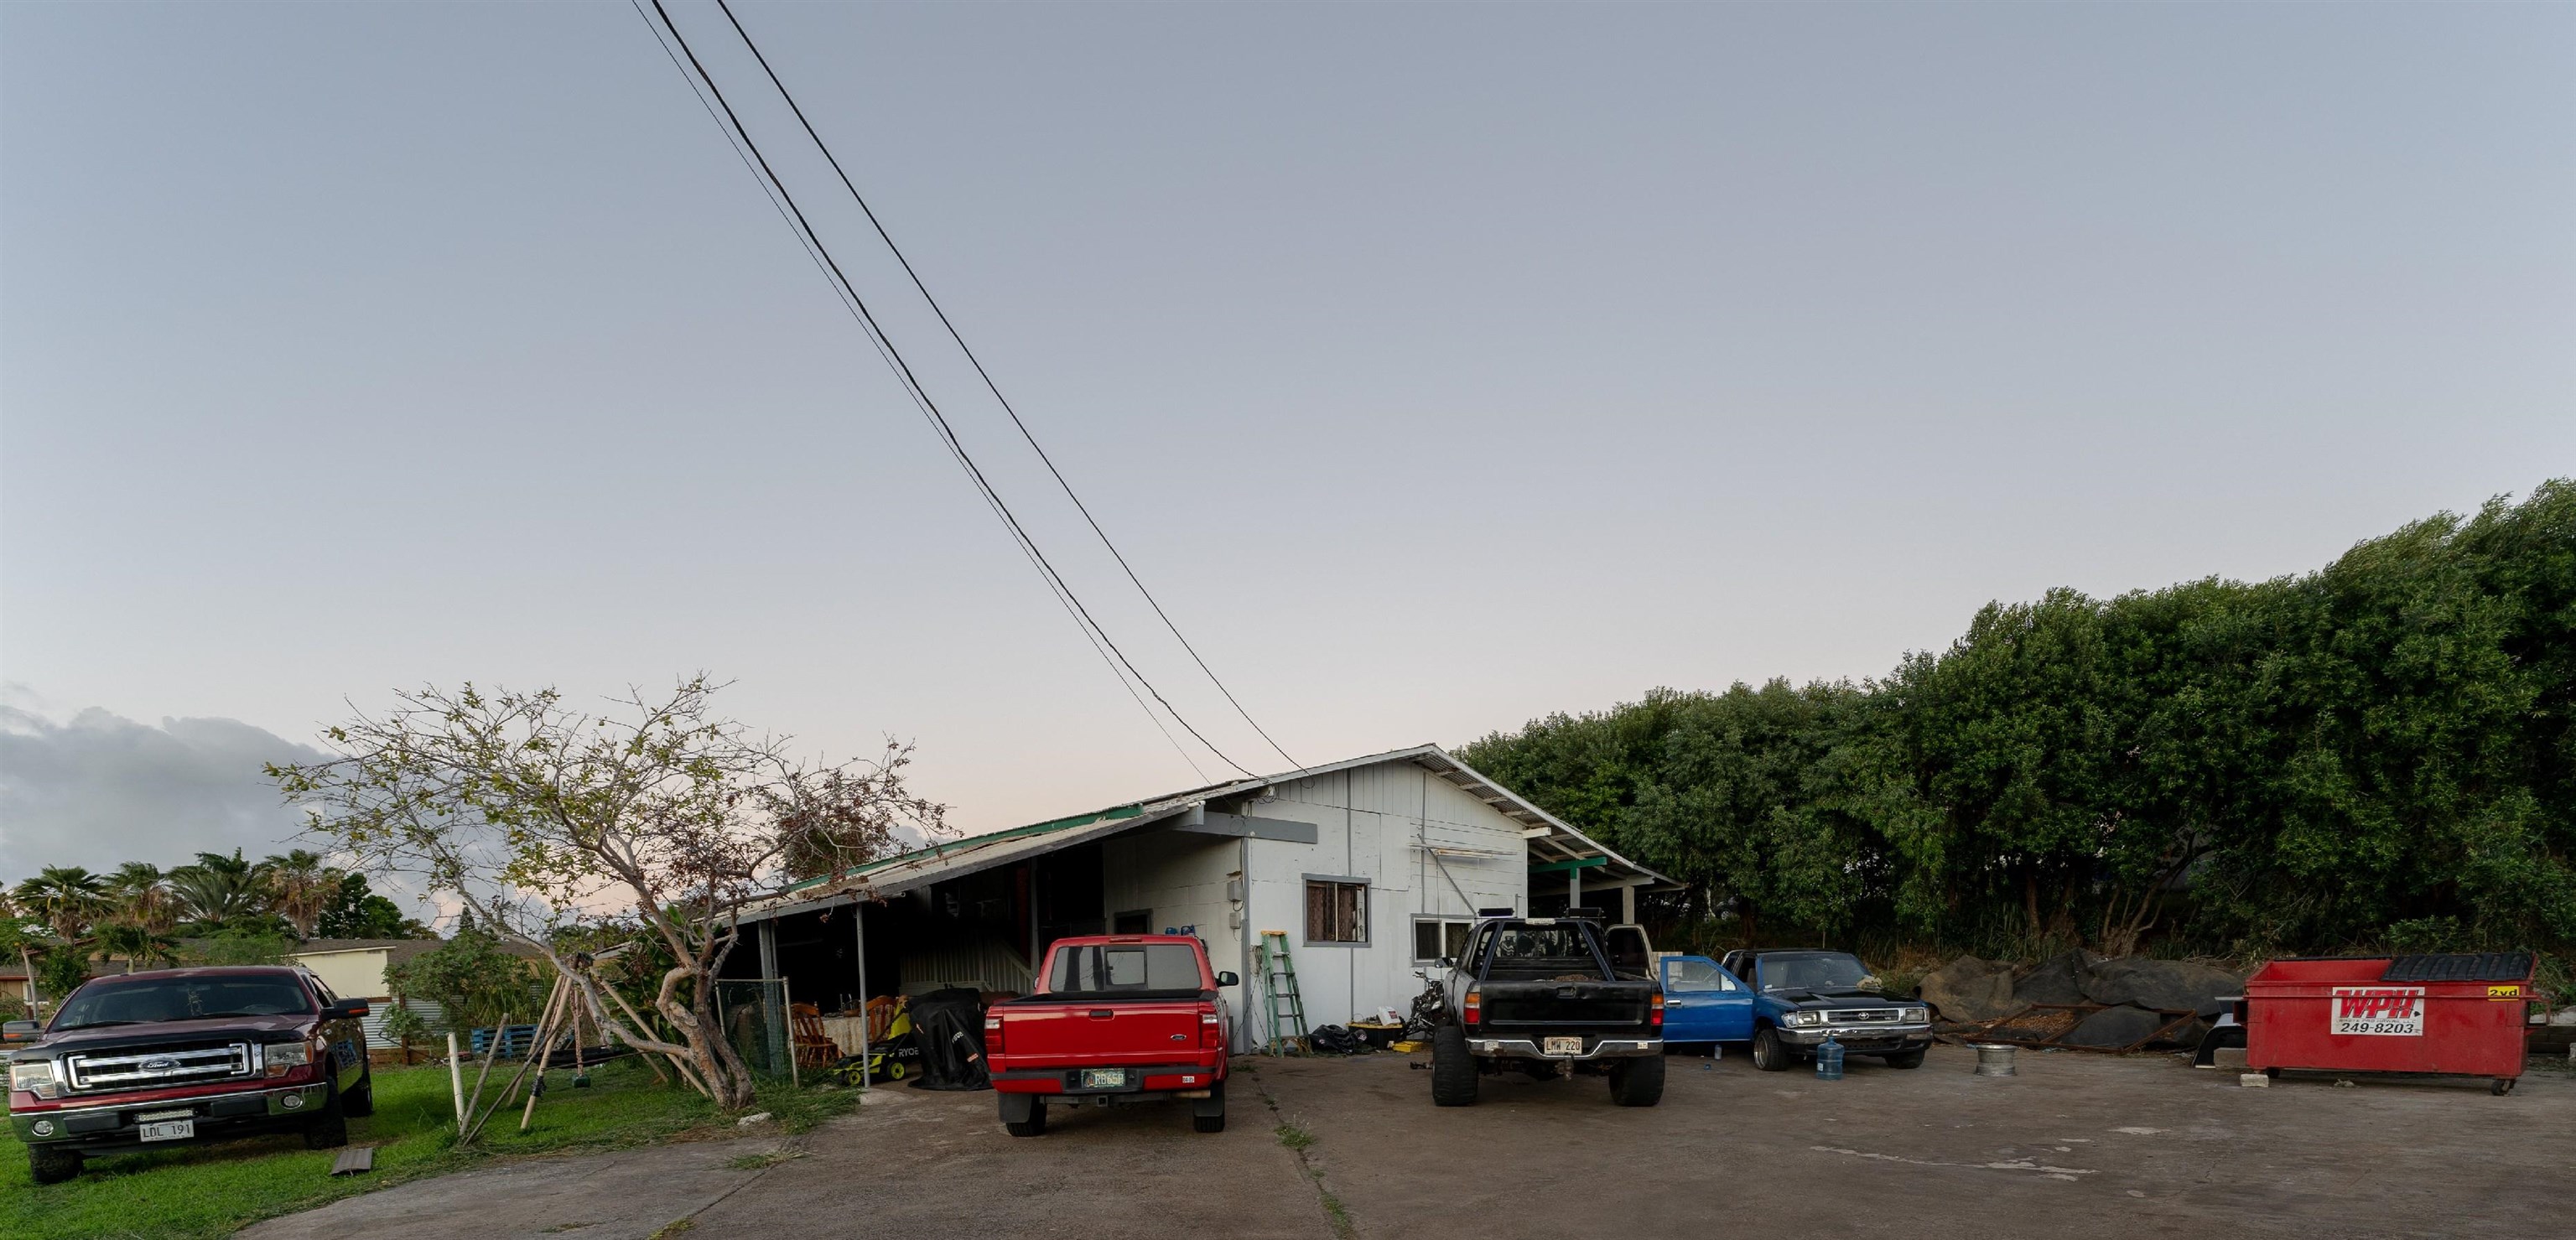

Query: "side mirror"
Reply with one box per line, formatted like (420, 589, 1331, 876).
(1213, 972, 1239, 988)
(2, 1019, 39, 1042)
(1438, 957, 1456, 968)
(323, 999, 370, 1020)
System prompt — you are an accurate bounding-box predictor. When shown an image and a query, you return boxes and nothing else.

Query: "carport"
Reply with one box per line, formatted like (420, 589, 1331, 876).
(726, 745, 1675, 1052)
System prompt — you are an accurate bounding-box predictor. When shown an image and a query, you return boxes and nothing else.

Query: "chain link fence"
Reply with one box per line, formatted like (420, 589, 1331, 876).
(713, 978, 792, 1080)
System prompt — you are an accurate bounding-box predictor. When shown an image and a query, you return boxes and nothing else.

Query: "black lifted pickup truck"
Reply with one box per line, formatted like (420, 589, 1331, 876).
(1428, 912, 1664, 1108)
(5, 966, 373, 1183)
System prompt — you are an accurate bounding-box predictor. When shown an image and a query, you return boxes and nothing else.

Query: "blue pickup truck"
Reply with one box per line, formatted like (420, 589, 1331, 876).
(1719, 949, 1932, 1071)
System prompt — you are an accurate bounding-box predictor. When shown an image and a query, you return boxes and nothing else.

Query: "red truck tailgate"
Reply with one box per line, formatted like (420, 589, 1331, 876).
(996, 1000, 1207, 1066)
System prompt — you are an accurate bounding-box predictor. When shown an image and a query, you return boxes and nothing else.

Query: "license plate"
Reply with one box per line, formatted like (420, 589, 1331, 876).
(138, 1119, 195, 1142)
(1080, 1068, 1127, 1089)
(1544, 1037, 1583, 1056)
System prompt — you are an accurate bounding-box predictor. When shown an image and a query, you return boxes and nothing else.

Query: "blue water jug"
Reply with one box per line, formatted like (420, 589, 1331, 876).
(1815, 1032, 1846, 1081)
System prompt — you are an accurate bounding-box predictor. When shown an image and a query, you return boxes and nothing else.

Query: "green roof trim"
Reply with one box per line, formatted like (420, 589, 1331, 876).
(777, 802, 1152, 895)
(1530, 856, 1609, 874)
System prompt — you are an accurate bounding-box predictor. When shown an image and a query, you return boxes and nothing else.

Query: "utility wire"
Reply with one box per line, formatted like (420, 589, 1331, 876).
(631, 0, 1209, 783)
(621, 0, 1217, 784)
(633, 0, 1236, 780)
(709, 0, 1303, 773)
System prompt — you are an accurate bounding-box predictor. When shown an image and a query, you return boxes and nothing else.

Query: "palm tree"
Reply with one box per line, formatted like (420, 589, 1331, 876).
(167, 850, 268, 927)
(261, 850, 341, 940)
(0, 890, 40, 1006)
(104, 863, 176, 933)
(12, 867, 110, 942)
(91, 922, 179, 973)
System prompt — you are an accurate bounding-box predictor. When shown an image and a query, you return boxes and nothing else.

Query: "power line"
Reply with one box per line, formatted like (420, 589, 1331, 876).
(708, 0, 1303, 774)
(633, 0, 1242, 779)
(625, 0, 1208, 784)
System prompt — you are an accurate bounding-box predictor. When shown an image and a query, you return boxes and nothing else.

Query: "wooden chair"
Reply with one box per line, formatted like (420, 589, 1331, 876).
(789, 1002, 838, 1072)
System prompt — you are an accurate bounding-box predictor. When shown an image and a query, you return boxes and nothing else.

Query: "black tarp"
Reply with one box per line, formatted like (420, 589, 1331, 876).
(906, 988, 990, 1091)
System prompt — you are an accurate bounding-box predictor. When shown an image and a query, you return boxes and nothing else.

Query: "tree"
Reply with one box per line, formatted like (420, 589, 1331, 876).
(34, 945, 91, 1001)
(12, 867, 110, 942)
(262, 849, 343, 939)
(0, 892, 44, 1006)
(1462, 482, 2574, 967)
(166, 851, 273, 930)
(314, 873, 429, 939)
(92, 922, 179, 973)
(104, 863, 177, 933)
(271, 677, 946, 1108)
(382, 928, 538, 1035)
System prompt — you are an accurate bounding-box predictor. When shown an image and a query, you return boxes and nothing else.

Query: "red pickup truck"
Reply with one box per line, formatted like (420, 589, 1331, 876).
(984, 935, 1236, 1137)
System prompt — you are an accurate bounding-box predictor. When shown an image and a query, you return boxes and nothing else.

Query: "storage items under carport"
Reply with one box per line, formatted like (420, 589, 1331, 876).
(2241, 953, 2536, 1094)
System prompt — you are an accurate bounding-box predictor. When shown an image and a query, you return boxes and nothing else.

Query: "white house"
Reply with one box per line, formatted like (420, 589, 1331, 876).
(731, 745, 1674, 1051)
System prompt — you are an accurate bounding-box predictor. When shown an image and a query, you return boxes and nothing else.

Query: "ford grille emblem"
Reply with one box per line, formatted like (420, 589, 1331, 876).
(141, 1056, 179, 1073)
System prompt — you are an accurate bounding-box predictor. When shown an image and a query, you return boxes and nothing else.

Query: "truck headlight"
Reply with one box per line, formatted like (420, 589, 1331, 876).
(1902, 1007, 1930, 1024)
(10, 1059, 60, 1099)
(1782, 1010, 1823, 1028)
(264, 1040, 314, 1077)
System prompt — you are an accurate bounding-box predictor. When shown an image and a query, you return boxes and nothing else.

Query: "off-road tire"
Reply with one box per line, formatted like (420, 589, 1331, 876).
(1431, 1025, 1478, 1107)
(1005, 1100, 1046, 1138)
(340, 1071, 376, 1117)
(28, 1146, 82, 1186)
(1884, 1050, 1926, 1070)
(303, 1092, 350, 1149)
(1752, 1026, 1793, 1072)
(1608, 1053, 1665, 1107)
(1192, 1082, 1226, 1133)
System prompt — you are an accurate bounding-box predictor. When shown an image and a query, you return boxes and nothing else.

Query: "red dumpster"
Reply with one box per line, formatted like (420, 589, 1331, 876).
(2243, 952, 2537, 1094)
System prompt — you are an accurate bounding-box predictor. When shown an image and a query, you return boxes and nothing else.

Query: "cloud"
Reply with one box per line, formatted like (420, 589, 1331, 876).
(0, 703, 330, 882)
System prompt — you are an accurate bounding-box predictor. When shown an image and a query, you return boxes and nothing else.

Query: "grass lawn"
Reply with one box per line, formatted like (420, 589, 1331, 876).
(1, 1056, 859, 1240)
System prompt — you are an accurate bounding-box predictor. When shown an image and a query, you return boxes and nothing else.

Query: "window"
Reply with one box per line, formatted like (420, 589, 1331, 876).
(1758, 953, 1873, 994)
(1113, 910, 1152, 935)
(52, 975, 315, 1030)
(1305, 879, 1368, 945)
(1049, 942, 1205, 994)
(1483, 923, 1609, 981)
(1411, 917, 1473, 962)
(1664, 958, 1738, 994)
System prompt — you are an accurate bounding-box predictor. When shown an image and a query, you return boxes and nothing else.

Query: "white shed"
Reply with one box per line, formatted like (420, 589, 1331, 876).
(733, 745, 1674, 1051)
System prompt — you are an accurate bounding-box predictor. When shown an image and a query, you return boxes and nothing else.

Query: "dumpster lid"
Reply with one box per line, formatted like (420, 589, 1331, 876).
(2380, 952, 2532, 983)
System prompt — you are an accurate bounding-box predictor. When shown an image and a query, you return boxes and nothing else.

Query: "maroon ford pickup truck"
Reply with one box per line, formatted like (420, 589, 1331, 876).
(6, 966, 373, 1184)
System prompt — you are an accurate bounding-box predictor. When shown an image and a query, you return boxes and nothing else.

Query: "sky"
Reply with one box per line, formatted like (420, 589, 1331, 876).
(3, 3, 2571, 895)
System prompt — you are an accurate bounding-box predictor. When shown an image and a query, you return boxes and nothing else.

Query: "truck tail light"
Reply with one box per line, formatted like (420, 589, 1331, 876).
(1462, 985, 1481, 1028)
(983, 1014, 1003, 1056)
(1649, 992, 1664, 1029)
(1201, 1010, 1222, 1049)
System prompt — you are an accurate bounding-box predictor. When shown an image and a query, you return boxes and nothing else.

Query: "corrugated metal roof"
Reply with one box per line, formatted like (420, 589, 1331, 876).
(738, 744, 1676, 924)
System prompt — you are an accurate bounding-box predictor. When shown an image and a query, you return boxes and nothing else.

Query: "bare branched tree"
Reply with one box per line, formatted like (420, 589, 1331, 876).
(267, 676, 944, 1109)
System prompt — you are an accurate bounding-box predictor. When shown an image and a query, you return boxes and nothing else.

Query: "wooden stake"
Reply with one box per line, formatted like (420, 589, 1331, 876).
(457, 1009, 508, 1142)
(505, 978, 570, 1108)
(595, 974, 681, 1088)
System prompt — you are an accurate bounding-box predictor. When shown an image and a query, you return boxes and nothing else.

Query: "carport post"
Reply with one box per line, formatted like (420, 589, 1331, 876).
(1569, 867, 1581, 908)
(853, 900, 870, 1093)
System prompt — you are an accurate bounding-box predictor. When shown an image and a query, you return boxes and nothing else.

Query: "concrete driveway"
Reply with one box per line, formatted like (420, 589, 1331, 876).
(1260, 1045, 2571, 1240)
(241, 1081, 1330, 1240)
(245, 1048, 2568, 1239)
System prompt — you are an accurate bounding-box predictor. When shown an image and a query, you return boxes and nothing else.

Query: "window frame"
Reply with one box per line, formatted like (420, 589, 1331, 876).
(1301, 875, 1370, 947)
(1410, 916, 1475, 964)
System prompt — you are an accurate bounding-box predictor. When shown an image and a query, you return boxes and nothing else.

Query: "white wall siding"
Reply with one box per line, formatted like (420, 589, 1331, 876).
(1239, 762, 1529, 1039)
